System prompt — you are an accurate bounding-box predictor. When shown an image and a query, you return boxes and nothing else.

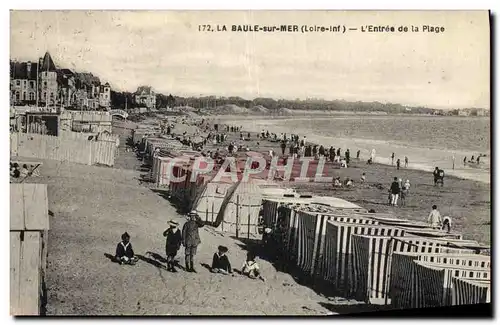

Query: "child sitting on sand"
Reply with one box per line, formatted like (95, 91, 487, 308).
(241, 252, 265, 282)
(211, 245, 233, 275)
(115, 232, 138, 265)
(441, 216, 452, 233)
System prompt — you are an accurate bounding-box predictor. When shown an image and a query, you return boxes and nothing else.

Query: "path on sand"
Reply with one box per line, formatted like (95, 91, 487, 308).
(38, 124, 357, 315)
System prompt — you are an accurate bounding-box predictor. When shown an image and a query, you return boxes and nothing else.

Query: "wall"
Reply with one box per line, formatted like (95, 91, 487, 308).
(11, 133, 116, 166)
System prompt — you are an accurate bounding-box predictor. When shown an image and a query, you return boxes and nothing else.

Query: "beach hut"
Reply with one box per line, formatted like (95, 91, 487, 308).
(191, 179, 235, 223)
(309, 220, 406, 291)
(451, 277, 491, 305)
(351, 234, 478, 305)
(294, 209, 380, 277)
(10, 183, 50, 315)
(389, 258, 490, 309)
(212, 181, 263, 238)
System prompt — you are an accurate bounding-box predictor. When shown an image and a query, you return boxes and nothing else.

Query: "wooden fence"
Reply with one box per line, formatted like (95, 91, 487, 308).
(11, 133, 116, 166)
(10, 183, 50, 316)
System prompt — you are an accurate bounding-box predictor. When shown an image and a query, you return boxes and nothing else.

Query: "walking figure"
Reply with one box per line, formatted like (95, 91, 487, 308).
(389, 177, 400, 207)
(404, 156, 408, 168)
(391, 152, 395, 166)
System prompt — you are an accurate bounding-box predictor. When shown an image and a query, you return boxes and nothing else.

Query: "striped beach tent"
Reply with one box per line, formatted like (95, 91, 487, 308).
(319, 221, 405, 296)
(390, 255, 490, 309)
(390, 236, 479, 254)
(451, 277, 491, 305)
(296, 210, 380, 277)
(351, 235, 477, 305)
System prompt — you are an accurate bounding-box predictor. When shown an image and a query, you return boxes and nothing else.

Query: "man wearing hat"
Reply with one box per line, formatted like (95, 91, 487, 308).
(163, 220, 182, 272)
(182, 210, 205, 272)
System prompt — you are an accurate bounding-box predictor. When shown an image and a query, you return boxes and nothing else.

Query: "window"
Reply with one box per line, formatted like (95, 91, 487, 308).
(16, 80, 20, 86)
(29, 92, 34, 101)
(23, 80, 27, 87)
(22, 92, 26, 100)
(30, 81, 35, 88)
(50, 93, 54, 100)
(43, 92, 46, 99)
(15, 92, 20, 101)
(44, 81, 47, 88)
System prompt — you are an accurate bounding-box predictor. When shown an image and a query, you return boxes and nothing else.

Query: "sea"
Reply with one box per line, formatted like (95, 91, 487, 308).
(221, 115, 490, 184)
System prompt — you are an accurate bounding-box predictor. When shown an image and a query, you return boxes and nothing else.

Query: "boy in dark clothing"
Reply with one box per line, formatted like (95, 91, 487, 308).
(356, 150, 361, 160)
(390, 177, 400, 207)
(211, 245, 233, 275)
(163, 220, 182, 272)
(396, 159, 401, 170)
(182, 211, 205, 273)
(115, 232, 138, 265)
(280, 142, 286, 155)
(345, 149, 350, 164)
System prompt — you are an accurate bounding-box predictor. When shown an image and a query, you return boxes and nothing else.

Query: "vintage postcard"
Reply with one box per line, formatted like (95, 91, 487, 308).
(9, 10, 490, 316)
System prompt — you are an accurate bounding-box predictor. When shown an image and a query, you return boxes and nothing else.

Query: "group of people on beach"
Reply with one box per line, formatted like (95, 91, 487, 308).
(10, 162, 38, 179)
(113, 211, 265, 281)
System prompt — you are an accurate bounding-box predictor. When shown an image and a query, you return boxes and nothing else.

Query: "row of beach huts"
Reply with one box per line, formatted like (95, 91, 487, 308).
(133, 127, 491, 310)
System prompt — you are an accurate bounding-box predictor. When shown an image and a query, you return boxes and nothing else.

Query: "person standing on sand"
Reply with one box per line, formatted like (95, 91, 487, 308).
(390, 177, 400, 207)
(396, 158, 401, 170)
(463, 156, 467, 166)
(391, 152, 395, 166)
(329, 147, 335, 162)
(182, 211, 205, 273)
(163, 220, 182, 272)
(345, 149, 350, 165)
(336, 148, 341, 157)
(427, 205, 442, 229)
(280, 141, 286, 156)
(405, 156, 409, 168)
(371, 149, 376, 163)
(356, 150, 360, 160)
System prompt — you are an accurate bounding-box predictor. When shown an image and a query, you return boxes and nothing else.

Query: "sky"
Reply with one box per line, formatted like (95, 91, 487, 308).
(10, 10, 490, 109)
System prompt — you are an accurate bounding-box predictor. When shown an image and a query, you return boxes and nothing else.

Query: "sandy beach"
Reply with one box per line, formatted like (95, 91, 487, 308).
(36, 117, 490, 316)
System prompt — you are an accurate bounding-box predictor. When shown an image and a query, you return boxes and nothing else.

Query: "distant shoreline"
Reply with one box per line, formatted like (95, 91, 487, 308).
(214, 115, 490, 185)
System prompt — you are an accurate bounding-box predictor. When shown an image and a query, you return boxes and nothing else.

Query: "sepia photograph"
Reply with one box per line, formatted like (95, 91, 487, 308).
(8, 9, 491, 316)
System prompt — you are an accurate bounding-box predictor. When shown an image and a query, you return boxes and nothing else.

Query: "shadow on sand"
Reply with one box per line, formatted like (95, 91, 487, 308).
(150, 188, 190, 215)
(317, 302, 394, 316)
(104, 253, 120, 264)
(231, 236, 359, 303)
(136, 254, 167, 270)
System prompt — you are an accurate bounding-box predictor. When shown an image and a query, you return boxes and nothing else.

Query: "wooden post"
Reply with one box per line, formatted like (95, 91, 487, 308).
(247, 208, 250, 239)
(235, 195, 240, 238)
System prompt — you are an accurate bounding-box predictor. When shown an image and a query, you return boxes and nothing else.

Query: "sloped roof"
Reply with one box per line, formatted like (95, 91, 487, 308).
(75, 72, 101, 87)
(10, 61, 38, 80)
(40, 52, 57, 72)
(136, 86, 154, 95)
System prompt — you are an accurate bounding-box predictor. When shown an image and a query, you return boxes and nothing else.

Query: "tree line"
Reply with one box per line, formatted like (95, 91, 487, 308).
(111, 91, 486, 116)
